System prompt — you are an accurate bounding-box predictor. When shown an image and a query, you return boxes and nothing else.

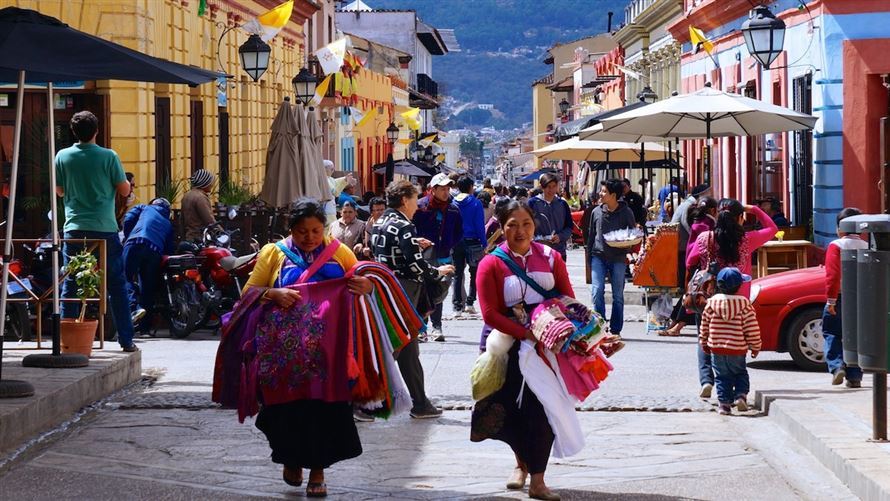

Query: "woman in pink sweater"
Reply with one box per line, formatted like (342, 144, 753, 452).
(685, 199, 776, 398)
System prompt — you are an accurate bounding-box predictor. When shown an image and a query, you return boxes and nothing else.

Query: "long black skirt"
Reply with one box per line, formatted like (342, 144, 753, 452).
(255, 400, 362, 469)
(470, 341, 555, 474)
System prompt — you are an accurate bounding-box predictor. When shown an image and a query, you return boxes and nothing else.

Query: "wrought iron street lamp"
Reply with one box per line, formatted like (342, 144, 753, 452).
(423, 146, 435, 164)
(741, 5, 786, 69)
(558, 98, 570, 116)
(637, 85, 658, 103)
(238, 34, 271, 82)
(385, 123, 400, 185)
(386, 122, 400, 144)
(291, 67, 318, 106)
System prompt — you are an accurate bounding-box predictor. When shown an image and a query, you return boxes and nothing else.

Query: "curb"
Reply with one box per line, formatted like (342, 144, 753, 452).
(755, 389, 890, 501)
(0, 350, 142, 456)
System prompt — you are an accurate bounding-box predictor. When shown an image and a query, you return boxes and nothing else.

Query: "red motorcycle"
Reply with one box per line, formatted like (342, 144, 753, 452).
(159, 251, 205, 339)
(193, 225, 257, 331)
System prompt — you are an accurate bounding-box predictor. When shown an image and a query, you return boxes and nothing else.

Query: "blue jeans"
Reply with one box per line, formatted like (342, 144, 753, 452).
(452, 239, 482, 310)
(821, 300, 862, 381)
(590, 255, 626, 334)
(123, 243, 161, 332)
(698, 343, 715, 386)
(711, 354, 750, 404)
(62, 231, 135, 348)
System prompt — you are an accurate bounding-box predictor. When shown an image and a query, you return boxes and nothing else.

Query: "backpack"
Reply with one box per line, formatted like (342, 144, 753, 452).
(682, 232, 719, 314)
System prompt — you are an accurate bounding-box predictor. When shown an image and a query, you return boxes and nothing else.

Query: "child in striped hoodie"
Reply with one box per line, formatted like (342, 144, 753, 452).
(700, 267, 762, 415)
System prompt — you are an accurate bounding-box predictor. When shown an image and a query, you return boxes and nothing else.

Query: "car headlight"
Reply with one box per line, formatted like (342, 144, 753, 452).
(750, 284, 761, 304)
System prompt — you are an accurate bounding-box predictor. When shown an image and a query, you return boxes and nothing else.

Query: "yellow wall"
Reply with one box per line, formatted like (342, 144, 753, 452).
(532, 82, 554, 167)
(9, 0, 307, 204)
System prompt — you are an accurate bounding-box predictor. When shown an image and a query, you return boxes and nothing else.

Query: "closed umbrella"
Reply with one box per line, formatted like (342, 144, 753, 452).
(305, 107, 332, 203)
(259, 100, 302, 207)
(0, 6, 222, 394)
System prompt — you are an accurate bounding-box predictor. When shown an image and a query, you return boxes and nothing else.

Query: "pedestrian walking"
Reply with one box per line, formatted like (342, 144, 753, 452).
(54, 111, 138, 352)
(686, 199, 776, 399)
(412, 173, 463, 342)
(353, 196, 385, 259)
(122, 198, 176, 336)
(586, 179, 636, 340)
(527, 173, 573, 261)
(372, 180, 454, 419)
(240, 198, 374, 497)
(330, 200, 365, 249)
(699, 267, 761, 415)
(657, 177, 681, 222)
(822, 207, 867, 388)
(452, 176, 486, 318)
(471, 199, 575, 501)
(181, 169, 217, 243)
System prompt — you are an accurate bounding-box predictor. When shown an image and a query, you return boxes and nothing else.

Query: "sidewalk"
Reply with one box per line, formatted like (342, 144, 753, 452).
(755, 375, 890, 501)
(0, 347, 141, 456)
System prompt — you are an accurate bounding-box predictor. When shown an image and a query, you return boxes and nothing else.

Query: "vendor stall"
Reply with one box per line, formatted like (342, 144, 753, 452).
(632, 223, 681, 334)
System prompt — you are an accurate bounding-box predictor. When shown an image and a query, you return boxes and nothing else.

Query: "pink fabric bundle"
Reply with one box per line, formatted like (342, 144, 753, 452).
(530, 300, 576, 350)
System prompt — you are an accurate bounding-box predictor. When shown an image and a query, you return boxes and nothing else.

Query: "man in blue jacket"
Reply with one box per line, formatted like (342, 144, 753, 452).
(528, 172, 574, 261)
(452, 176, 486, 319)
(122, 198, 176, 336)
(413, 173, 463, 341)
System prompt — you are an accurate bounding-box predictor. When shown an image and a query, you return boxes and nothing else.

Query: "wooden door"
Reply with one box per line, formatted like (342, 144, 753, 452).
(189, 100, 204, 175)
(154, 97, 171, 192)
(218, 108, 229, 185)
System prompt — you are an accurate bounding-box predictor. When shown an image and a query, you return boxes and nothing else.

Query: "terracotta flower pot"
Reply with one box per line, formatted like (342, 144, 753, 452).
(60, 319, 98, 357)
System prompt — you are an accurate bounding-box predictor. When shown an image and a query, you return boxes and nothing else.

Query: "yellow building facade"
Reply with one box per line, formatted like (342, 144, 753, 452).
(3, 0, 316, 206)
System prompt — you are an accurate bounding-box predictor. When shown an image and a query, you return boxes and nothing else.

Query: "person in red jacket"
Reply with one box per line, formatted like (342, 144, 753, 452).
(822, 207, 868, 388)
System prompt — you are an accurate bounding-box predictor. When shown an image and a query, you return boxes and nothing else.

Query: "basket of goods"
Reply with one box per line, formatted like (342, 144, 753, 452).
(603, 228, 644, 248)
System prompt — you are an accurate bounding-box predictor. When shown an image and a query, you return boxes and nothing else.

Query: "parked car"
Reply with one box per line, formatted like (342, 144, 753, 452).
(750, 266, 827, 371)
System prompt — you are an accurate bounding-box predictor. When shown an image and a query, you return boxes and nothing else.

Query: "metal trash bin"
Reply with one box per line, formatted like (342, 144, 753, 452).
(841, 248, 862, 366)
(855, 250, 890, 372)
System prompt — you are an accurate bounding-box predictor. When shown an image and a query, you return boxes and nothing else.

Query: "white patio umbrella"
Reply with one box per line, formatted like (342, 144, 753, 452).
(595, 84, 818, 176)
(533, 137, 671, 163)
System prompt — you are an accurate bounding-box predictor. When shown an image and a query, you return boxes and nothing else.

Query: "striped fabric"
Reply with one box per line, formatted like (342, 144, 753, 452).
(699, 294, 762, 356)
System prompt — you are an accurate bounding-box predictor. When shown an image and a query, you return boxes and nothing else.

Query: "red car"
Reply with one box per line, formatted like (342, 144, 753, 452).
(750, 266, 827, 371)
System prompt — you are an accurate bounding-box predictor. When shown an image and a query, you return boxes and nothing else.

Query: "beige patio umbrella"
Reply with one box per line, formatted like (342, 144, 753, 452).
(259, 100, 301, 207)
(533, 137, 672, 162)
(304, 106, 331, 203)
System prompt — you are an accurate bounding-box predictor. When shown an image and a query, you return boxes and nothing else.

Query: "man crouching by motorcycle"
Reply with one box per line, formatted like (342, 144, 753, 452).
(122, 198, 175, 336)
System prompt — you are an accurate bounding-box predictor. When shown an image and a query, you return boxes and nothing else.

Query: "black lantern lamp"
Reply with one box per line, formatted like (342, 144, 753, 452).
(558, 98, 570, 115)
(637, 85, 658, 103)
(386, 122, 400, 144)
(239, 34, 272, 82)
(292, 67, 318, 106)
(741, 5, 786, 69)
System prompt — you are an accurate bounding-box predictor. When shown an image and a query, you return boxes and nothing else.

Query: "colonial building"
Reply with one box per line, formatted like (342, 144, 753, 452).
(668, 0, 890, 246)
(615, 0, 682, 108)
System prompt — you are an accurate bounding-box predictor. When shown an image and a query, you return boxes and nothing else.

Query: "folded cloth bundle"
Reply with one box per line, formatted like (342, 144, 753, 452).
(470, 329, 514, 401)
(531, 297, 607, 353)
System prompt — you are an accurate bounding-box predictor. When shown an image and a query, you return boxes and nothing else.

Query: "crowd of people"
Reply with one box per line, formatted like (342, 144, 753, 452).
(52, 109, 862, 499)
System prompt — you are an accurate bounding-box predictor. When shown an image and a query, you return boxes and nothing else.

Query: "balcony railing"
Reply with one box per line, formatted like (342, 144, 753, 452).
(624, 0, 657, 25)
(417, 73, 438, 99)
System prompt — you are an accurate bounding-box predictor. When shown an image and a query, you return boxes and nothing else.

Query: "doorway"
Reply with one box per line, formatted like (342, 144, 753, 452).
(154, 97, 171, 193)
(792, 74, 814, 226)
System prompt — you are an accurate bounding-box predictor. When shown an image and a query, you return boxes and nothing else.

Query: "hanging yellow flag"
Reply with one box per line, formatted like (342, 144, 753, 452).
(356, 106, 378, 128)
(689, 26, 714, 55)
(418, 134, 438, 148)
(242, 0, 293, 42)
(309, 74, 333, 107)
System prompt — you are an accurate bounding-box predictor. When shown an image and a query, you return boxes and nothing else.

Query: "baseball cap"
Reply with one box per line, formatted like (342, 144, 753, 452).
(430, 173, 453, 187)
(716, 267, 752, 292)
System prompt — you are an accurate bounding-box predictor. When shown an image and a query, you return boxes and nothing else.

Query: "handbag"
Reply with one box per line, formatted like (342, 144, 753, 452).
(682, 232, 719, 313)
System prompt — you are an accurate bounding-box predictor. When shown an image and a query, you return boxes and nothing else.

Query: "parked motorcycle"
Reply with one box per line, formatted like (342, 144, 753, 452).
(194, 224, 257, 331)
(158, 249, 204, 339)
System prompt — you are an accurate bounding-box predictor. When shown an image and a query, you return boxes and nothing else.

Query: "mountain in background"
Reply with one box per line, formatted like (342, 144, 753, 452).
(367, 0, 631, 130)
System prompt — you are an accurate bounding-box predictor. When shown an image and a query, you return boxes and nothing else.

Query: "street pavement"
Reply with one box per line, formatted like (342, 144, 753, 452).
(0, 248, 859, 500)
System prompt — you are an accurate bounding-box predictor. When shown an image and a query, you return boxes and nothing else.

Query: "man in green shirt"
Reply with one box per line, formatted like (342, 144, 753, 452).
(55, 111, 137, 351)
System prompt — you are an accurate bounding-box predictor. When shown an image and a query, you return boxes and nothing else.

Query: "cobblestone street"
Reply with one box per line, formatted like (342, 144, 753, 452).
(0, 250, 858, 500)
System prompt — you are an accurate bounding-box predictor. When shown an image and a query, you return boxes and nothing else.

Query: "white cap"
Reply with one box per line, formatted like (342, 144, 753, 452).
(430, 173, 453, 187)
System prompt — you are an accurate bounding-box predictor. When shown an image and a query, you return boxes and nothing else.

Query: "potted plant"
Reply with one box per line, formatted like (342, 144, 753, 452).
(59, 249, 101, 357)
(217, 180, 255, 220)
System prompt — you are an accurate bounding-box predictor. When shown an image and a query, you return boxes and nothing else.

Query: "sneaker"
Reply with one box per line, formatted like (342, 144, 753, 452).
(450, 310, 465, 320)
(465, 305, 477, 315)
(718, 404, 732, 415)
(846, 380, 862, 389)
(430, 327, 444, 342)
(131, 308, 147, 324)
(735, 396, 749, 412)
(353, 409, 375, 422)
(832, 368, 846, 386)
(410, 405, 443, 419)
(699, 383, 713, 399)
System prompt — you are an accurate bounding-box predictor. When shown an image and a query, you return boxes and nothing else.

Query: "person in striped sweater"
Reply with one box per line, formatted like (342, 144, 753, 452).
(699, 267, 762, 415)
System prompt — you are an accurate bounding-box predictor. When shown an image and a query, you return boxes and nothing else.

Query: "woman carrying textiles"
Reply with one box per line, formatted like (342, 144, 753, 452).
(242, 198, 373, 498)
(471, 200, 576, 501)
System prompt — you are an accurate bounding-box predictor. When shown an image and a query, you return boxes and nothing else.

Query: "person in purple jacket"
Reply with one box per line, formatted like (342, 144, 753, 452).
(452, 176, 486, 319)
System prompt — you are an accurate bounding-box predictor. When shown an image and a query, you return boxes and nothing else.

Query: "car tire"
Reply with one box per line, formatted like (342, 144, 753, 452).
(786, 306, 827, 372)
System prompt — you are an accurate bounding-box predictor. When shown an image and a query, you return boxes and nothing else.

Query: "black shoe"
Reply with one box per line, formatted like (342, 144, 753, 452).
(410, 405, 443, 419)
(846, 380, 862, 389)
(122, 344, 139, 353)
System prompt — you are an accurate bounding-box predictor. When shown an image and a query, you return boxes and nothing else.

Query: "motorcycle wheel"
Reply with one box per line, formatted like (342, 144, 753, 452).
(4, 301, 31, 342)
(168, 281, 198, 339)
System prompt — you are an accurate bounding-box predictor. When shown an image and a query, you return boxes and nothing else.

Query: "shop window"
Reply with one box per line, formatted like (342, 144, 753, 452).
(792, 74, 813, 227)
